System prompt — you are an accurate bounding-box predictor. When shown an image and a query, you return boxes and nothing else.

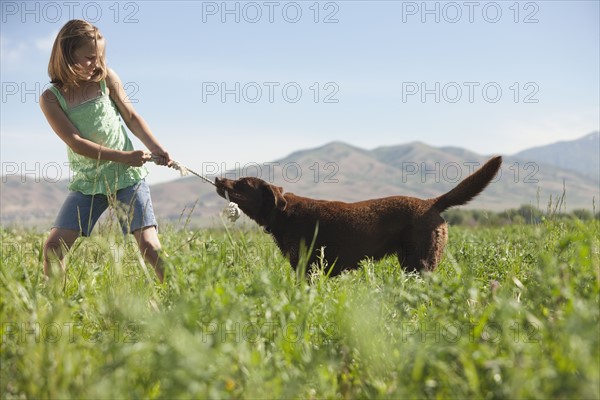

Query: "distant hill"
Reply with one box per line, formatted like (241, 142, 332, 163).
(2, 134, 599, 228)
(514, 132, 599, 181)
(0, 177, 69, 227)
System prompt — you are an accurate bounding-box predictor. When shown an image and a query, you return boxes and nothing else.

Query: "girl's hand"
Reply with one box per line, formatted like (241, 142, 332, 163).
(123, 150, 152, 167)
(150, 147, 171, 166)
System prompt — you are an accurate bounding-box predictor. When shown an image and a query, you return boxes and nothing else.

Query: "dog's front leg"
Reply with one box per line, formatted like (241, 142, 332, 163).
(287, 247, 299, 271)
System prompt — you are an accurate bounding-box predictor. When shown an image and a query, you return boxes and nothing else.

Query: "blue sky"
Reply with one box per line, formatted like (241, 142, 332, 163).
(1, 0, 599, 184)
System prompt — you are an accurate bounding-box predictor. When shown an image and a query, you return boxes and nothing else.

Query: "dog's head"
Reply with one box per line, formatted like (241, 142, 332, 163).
(215, 177, 287, 225)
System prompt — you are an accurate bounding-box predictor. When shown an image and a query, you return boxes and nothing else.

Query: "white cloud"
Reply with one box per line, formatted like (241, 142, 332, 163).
(0, 35, 28, 67)
(35, 31, 58, 52)
(0, 31, 57, 70)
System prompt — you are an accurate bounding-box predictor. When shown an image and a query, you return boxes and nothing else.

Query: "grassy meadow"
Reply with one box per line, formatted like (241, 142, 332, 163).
(1, 214, 599, 398)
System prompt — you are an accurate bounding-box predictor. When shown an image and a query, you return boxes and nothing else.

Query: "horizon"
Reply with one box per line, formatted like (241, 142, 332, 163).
(2, 131, 597, 186)
(1, 1, 599, 184)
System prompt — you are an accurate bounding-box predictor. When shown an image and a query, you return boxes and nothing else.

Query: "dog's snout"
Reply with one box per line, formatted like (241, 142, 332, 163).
(215, 177, 229, 188)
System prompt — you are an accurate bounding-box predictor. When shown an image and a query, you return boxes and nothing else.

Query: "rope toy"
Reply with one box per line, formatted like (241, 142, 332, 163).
(151, 155, 241, 223)
(223, 192, 241, 222)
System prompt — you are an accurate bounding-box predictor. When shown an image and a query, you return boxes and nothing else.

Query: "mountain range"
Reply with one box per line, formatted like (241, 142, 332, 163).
(2, 132, 598, 228)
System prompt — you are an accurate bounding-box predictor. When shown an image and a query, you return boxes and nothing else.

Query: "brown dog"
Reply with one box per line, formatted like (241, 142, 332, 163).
(215, 156, 502, 276)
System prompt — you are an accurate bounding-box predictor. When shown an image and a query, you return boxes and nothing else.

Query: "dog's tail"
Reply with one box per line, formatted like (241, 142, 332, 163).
(432, 156, 502, 212)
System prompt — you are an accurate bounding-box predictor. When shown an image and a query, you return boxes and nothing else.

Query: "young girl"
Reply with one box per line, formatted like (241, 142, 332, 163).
(41, 19, 170, 282)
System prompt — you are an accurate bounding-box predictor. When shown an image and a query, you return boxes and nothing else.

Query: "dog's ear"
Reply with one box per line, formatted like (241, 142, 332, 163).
(262, 183, 287, 211)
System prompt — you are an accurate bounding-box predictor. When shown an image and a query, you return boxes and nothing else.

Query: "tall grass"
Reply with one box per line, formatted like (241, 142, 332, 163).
(1, 218, 599, 398)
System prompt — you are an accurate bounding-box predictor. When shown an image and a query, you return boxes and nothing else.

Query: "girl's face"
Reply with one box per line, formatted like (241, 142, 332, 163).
(72, 40, 103, 81)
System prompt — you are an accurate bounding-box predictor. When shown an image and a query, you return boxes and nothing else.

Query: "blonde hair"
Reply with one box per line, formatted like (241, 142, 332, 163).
(48, 19, 107, 87)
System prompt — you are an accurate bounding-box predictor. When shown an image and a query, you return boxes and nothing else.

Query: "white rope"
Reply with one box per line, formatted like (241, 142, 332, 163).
(151, 155, 241, 222)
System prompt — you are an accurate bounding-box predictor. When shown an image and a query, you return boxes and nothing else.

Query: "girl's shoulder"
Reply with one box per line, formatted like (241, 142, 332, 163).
(105, 68, 124, 96)
(40, 85, 62, 108)
(105, 68, 122, 86)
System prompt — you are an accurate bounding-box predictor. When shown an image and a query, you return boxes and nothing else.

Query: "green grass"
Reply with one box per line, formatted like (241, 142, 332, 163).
(1, 218, 599, 399)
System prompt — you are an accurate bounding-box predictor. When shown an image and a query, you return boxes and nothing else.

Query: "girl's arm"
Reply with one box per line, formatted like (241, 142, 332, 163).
(106, 69, 171, 166)
(40, 90, 151, 167)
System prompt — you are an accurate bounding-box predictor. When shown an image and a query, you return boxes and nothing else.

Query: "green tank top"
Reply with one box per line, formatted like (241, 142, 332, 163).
(49, 80, 148, 195)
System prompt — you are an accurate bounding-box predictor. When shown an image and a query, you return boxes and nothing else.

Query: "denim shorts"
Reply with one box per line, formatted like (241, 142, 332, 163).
(53, 180, 158, 236)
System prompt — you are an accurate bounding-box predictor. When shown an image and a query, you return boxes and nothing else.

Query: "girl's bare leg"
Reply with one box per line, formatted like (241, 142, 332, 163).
(43, 228, 81, 278)
(133, 226, 164, 282)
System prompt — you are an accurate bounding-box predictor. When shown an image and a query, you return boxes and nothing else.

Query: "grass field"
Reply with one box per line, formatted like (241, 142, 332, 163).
(1, 216, 599, 399)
